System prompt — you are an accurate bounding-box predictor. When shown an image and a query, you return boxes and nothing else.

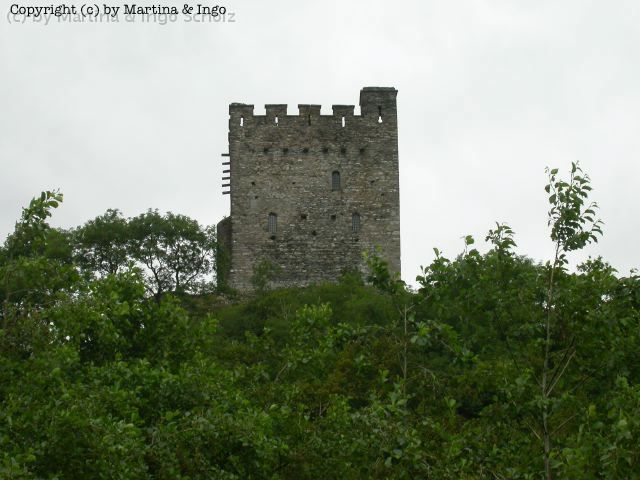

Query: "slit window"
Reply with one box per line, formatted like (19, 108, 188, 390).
(268, 213, 277, 235)
(341, 116, 346, 127)
(352, 213, 361, 233)
(240, 116, 244, 127)
(331, 171, 341, 191)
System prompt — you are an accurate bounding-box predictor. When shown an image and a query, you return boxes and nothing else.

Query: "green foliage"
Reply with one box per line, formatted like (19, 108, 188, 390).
(1, 191, 78, 359)
(73, 208, 130, 275)
(363, 248, 405, 296)
(2, 190, 64, 259)
(546, 162, 603, 264)
(1, 167, 638, 478)
(128, 210, 217, 297)
(485, 222, 517, 254)
(535, 163, 605, 478)
(250, 259, 281, 293)
(73, 208, 218, 297)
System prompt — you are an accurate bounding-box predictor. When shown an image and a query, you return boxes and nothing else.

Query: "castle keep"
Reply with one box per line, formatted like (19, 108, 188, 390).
(217, 87, 400, 291)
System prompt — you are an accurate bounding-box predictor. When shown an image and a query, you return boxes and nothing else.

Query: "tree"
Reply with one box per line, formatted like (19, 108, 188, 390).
(0, 192, 79, 404)
(72, 209, 218, 298)
(1, 190, 76, 326)
(73, 209, 130, 276)
(128, 210, 217, 298)
(539, 162, 603, 479)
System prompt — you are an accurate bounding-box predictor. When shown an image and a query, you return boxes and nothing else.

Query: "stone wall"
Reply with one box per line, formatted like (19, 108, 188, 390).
(219, 87, 400, 291)
(215, 216, 232, 288)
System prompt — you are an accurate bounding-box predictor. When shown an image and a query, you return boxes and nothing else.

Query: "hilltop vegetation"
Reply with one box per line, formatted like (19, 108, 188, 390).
(1, 165, 639, 479)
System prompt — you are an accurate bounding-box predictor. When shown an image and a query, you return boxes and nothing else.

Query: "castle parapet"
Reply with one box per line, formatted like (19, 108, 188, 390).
(229, 87, 397, 124)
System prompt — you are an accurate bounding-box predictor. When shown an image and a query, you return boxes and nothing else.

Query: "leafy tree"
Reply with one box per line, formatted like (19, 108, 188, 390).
(128, 210, 217, 298)
(73, 209, 218, 298)
(73, 208, 130, 276)
(539, 162, 603, 479)
(2, 190, 64, 259)
(0, 190, 78, 358)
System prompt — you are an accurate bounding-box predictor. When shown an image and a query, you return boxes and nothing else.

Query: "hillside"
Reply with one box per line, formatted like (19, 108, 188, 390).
(1, 166, 639, 479)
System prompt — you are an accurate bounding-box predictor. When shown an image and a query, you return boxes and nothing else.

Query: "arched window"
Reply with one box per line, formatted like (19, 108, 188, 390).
(352, 213, 361, 233)
(268, 213, 277, 235)
(331, 171, 341, 191)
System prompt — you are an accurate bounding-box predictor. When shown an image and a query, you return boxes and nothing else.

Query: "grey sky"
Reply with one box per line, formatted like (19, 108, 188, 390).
(1, 0, 638, 285)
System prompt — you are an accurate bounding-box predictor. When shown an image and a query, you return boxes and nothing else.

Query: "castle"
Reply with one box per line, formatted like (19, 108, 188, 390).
(216, 87, 400, 291)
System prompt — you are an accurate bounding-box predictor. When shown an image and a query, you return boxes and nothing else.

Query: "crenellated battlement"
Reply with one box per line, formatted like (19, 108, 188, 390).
(228, 87, 397, 126)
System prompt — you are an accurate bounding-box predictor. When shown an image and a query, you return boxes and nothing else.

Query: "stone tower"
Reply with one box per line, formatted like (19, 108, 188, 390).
(217, 87, 400, 291)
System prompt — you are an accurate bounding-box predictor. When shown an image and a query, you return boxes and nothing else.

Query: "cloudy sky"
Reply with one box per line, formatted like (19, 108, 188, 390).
(1, 0, 638, 285)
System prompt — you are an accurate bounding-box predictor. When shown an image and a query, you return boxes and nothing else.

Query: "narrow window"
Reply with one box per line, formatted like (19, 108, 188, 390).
(268, 213, 277, 235)
(352, 213, 361, 233)
(275, 116, 279, 126)
(240, 116, 244, 127)
(331, 171, 341, 191)
(378, 106, 383, 123)
(341, 116, 346, 127)
(308, 114, 311, 126)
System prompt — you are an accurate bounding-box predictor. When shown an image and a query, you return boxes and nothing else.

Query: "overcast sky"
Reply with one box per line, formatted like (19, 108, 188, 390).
(1, 0, 638, 285)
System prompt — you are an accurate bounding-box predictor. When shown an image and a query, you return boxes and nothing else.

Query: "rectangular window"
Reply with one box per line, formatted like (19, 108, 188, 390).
(352, 213, 360, 233)
(332, 171, 340, 191)
(268, 213, 277, 235)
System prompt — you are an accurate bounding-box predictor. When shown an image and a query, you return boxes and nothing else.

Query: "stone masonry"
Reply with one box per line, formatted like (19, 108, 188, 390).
(217, 87, 400, 291)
